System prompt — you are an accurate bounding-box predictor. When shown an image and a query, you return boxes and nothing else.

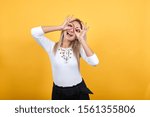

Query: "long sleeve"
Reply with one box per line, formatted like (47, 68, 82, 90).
(31, 26, 55, 53)
(80, 46, 99, 66)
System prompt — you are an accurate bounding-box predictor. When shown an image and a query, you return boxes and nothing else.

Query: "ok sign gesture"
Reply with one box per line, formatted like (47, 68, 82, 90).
(75, 22, 89, 42)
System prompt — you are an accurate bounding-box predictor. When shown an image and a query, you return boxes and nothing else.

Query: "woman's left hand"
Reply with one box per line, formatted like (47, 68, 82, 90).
(75, 22, 89, 42)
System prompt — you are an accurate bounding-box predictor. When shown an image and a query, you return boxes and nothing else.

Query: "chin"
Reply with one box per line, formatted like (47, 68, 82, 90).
(66, 38, 75, 41)
(65, 35, 76, 41)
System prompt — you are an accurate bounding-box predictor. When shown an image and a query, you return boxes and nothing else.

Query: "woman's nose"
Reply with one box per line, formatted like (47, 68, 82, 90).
(70, 27, 74, 32)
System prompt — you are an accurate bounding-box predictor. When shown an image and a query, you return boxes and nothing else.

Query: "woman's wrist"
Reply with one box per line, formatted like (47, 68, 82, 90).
(57, 25, 64, 31)
(78, 37, 85, 43)
(41, 25, 63, 33)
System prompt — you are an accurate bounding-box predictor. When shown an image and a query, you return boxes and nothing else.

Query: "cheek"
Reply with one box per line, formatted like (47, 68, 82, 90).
(68, 36, 76, 41)
(71, 35, 76, 40)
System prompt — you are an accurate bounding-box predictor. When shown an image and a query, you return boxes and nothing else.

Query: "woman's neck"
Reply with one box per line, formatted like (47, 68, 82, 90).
(61, 38, 72, 48)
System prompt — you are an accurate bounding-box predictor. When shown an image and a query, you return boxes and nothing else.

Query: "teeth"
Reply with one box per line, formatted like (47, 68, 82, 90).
(67, 32, 73, 36)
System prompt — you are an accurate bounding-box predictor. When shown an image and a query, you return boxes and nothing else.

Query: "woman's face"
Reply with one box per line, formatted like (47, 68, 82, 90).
(63, 21, 81, 41)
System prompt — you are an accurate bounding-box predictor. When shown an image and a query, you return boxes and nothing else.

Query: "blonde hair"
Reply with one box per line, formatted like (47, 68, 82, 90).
(53, 18, 83, 71)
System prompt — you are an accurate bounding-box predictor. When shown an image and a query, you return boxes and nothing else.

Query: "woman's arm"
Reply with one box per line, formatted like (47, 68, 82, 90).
(79, 40, 99, 66)
(31, 16, 75, 52)
(75, 23, 99, 66)
(75, 23, 94, 57)
(31, 26, 55, 53)
(41, 25, 63, 33)
(79, 39, 94, 57)
(42, 16, 74, 33)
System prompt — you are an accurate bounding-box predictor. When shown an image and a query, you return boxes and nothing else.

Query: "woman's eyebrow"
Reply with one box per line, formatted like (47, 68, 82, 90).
(71, 23, 81, 29)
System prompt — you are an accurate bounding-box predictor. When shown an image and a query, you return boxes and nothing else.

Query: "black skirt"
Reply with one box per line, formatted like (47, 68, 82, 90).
(51, 79, 93, 100)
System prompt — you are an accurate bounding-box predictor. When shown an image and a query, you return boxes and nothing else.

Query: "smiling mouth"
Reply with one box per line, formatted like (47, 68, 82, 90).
(67, 32, 73, 37)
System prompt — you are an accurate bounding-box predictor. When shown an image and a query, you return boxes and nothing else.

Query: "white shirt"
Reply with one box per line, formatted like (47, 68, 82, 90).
(31, 26, 99, 87)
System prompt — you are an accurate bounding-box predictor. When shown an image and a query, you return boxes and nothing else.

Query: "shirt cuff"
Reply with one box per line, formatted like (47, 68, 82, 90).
(31, 26, 45, 36)
(87, 53, 99, 66)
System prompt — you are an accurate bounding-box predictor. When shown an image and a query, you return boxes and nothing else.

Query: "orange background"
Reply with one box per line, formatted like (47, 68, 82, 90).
(0, 0, 150, 99)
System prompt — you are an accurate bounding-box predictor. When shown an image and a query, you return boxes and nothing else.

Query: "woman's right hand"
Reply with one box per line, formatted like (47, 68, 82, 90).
(60, 16, 75, 31)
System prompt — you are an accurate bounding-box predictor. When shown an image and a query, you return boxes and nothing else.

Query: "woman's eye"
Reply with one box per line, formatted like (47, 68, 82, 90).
(76, 29, 80, 32)
(68, 24, 72, 27)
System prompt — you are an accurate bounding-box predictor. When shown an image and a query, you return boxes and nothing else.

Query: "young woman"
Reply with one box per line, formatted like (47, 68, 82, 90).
(31, 16, 99, 100)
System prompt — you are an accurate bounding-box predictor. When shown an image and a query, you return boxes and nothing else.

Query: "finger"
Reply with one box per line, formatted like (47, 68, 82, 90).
(84, 25, 89, 31)
(64, 16, 70, 24)
(66, 16, 73, 24)
(82, 22, 87, 31)
(74, 31, 78, 37)
(65, 15, 70, 21)
(67, 22, 74, 29)
(68, 15, 74, 22)
(65, 15, 72, 22)
(65, 15, 69, 19)
(86, 26, 89, 31)
(69, 17, 76, 23)
(81, 21, 85, 29)
(70, 15, 74, 20)
(66, 27, 73, 30)
(83, 23, 89, 32)
(84, 22, 87, 30)
(67, 16, 71, 22)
